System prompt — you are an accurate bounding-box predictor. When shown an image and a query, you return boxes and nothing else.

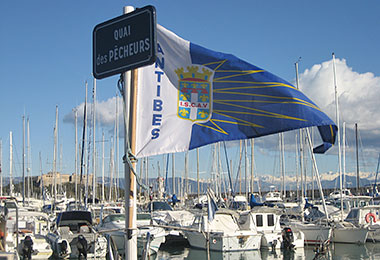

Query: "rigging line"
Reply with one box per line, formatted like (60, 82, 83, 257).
(117, 73, 147, 191)
(223, 141, 234, 196)
(233, 141, 245, 193)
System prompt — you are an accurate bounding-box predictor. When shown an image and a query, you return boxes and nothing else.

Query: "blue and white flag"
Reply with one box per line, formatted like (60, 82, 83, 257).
(135, 25, 337, 158)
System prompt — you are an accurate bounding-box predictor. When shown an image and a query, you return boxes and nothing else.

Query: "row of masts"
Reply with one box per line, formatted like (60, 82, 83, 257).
(0, 55, 372, 206)
(0, 118, 367, 204)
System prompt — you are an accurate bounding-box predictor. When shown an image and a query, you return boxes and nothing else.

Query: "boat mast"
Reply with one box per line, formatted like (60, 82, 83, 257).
(39, 152, 43, 199)
(53, 106, 58, 208)
(343, 122, 346, 189)
(250, 139, 254, 195)
(332, 53, 344, 220)
(108, 139, 114, 202)
(305, 129, 329, 220)
(0, 139, 2, 197)
(92, 78, 97, 206)
(244, 139, 248, 199)
(22, 115, 26, 205)
(185, 151, 189, 198)
(102, 132, 105, 203)
(295, 60, 306, 208)
(74, 108, 78, 208)
(355, 123, 360, 194)
(79, 82, 88, 207)
(172, 154, 175, 196)
(27, 117, 31, 200)
(280, 132, 286, 199)
(9, 132, 13, 196)
(115, 92, 119, 199)
(239, 140, 242, 194)
(197, 148, 200, 199)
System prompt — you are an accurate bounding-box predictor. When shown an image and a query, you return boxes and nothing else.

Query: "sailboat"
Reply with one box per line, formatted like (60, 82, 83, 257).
(328, 53, 369, 244)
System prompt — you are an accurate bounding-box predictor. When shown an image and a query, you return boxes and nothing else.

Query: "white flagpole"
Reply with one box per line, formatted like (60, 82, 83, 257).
(123, 6, 138, 260)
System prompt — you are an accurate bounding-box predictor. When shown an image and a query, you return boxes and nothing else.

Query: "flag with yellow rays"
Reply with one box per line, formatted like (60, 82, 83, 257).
(135, 25, 337, 158)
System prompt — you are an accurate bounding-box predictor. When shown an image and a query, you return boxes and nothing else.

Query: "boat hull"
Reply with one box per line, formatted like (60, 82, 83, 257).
(184, 230, 261, 252)
(332, 227, 368, 244)
(289, 222, 331, 245)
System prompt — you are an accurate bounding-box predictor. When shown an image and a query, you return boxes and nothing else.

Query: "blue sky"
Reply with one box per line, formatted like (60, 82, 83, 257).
(1, 1, 380, 186)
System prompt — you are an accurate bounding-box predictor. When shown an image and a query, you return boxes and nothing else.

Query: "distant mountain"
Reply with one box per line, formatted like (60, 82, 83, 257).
(3, 171, 377, 194)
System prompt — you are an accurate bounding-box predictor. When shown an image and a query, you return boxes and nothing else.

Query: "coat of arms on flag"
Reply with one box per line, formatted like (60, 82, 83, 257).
(175, 66, 213, 122)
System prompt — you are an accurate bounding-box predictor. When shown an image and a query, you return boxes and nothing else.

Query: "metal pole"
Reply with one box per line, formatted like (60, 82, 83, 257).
(343, 122, 346, 189)
(0, 139, 2, 197)
(53, 106, 58, 209)
(305, 129, 329, 220)
(22, 116, 25, 205)
(355, 123, 360, 194)
(123, 6, 137, 260)
(197, 148, 200, 199)
(9, 132, 13, 196)
(333, 53, 344, 221)
(172, 154, 175, 195)
(92, 78, 97, 205)
(250, 139, 254, 194)
(75, 109, 78, 208)
(80, 82, 87, 206)
(102, 132, 105, 203)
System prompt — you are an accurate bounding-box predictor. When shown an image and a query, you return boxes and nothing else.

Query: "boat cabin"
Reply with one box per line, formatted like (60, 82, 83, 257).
(345, 205, 380, 226)
(239, 207, 281, 233)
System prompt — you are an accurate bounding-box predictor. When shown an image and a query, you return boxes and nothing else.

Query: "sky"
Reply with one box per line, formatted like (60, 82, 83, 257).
(1, 1, 380, 187)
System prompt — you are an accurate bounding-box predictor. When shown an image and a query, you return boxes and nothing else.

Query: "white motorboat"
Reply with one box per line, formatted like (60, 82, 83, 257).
(184, 210, 262, 251)
(286, 219, 332, 246)
(3, 201, 53, 259)
(239, 207, 304, 250)
(345, 205, 380, 242)
(47, 210, 107, 259)
(97, 212, 166, 257)
(331, 221, 369, 244)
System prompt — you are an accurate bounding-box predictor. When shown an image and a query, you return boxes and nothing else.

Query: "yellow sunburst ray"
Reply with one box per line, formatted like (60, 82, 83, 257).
(214, 101, 307, 121)
(214, 99, 319, 111)
(213, 80, 297, 90)
(214, 83, 290, 91)
(213, 70, 264, 81)
(202, 60, 226, 71)
(213, 111, 264, 128)
(212, 118, 254, 127)
(213, 91, 319, 110)
(195, 119, 228, 135)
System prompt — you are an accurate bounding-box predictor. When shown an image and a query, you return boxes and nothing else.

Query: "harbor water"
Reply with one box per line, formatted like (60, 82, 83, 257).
(151, 243, 380, 260)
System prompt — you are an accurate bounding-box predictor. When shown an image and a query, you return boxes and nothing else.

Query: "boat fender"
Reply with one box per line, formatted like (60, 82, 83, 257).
(365, 213, 376, 223)
(77, 235, 88, 259)
(22, 236, 34, 260)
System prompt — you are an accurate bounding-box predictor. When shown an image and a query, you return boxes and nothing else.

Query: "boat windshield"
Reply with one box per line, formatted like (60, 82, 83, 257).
(147, 201, 173, 212)
(106, 214, 125, 223)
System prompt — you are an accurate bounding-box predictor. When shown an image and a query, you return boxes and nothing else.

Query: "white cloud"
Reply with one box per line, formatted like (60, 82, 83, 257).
(63, 96, 123, 128)
(300, 58, 380, 132)
(299, 58, 380, 157)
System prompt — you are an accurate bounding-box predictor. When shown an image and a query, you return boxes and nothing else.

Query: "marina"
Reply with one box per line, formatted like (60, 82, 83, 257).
(2, 1, 380, 260)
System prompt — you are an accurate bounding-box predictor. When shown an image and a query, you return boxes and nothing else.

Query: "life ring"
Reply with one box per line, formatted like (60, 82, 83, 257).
(365, 213, 376, 223)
